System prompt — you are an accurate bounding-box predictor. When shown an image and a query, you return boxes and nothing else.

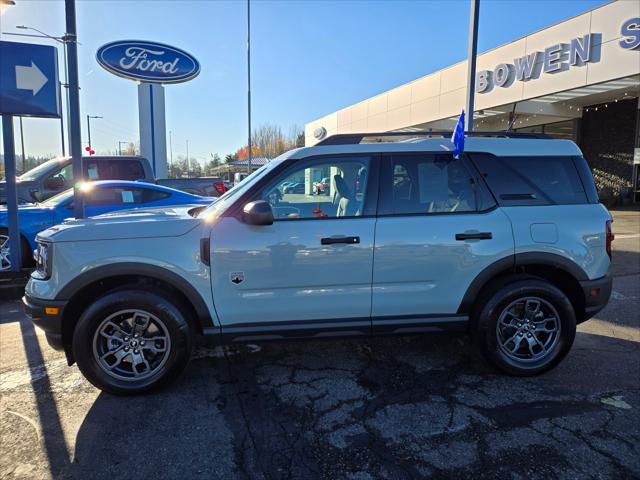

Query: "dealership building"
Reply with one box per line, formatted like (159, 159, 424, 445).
(305, 0, 640, 203)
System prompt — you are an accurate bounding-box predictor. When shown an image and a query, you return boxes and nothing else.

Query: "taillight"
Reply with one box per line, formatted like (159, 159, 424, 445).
(606, 220, 614, 260)
(215, 182, 228, 194)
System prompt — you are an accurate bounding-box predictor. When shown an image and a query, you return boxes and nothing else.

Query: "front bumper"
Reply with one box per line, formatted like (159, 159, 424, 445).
(22, 294, 67, 351)
(579, 274, 613, 323)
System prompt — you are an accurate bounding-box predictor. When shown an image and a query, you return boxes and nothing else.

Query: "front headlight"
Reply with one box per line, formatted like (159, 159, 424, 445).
(32, 241, 52, 280)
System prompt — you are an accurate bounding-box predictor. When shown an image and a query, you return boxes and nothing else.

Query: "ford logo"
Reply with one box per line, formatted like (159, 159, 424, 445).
(96, 40, 200, 84)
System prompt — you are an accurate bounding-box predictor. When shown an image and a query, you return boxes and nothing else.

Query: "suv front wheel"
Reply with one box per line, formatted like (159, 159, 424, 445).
(475, 278, 577, 376)
(73, 289, 193, 395)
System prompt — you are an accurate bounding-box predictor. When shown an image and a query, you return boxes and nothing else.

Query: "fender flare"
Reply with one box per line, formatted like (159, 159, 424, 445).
(457, 252, 588, 314)
(56, 262, 214, 329)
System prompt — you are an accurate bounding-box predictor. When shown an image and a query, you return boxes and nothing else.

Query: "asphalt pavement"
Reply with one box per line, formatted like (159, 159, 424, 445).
(0, 209, 638, 479)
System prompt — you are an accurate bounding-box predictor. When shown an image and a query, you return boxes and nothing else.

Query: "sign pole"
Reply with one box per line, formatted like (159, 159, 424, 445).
(465, 0, 480, 132)
(65, 0, 84, 219)
(1, 114, 23, 272)
(247, 0, 252, 174)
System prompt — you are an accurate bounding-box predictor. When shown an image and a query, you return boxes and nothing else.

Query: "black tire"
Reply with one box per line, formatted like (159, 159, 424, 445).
(473, 278, 576, 376)
(72, 289, 193, 395)
(0, 227, 33, 270)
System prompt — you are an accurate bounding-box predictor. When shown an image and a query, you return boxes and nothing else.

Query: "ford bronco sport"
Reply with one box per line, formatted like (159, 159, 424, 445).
(24, 132, 613, 395)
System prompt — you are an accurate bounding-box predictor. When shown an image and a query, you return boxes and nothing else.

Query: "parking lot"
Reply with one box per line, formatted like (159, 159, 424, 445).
(0, 209, 638, 480)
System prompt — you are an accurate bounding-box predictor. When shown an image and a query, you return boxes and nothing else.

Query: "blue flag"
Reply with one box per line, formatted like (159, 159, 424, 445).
(451, 110, 465, 158)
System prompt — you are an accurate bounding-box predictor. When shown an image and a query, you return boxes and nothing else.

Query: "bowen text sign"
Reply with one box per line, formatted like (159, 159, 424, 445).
(0, 41, 60, 118)
(476, 17, 640, 94)
(96, 40, 200, 84)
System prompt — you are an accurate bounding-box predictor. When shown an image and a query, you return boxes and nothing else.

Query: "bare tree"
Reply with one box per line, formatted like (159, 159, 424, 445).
(250, 123, 305, 159)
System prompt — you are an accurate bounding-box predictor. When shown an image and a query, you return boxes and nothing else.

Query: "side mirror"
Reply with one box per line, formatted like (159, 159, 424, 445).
(45, 176, 66, 190)
(243, 200, 274, 226)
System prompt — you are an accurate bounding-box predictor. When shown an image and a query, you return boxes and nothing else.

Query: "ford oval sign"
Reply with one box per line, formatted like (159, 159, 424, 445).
(96, 40, 200, 84)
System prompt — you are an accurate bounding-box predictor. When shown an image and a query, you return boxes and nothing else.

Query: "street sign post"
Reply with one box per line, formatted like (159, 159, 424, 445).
(1, 40, 60, 272)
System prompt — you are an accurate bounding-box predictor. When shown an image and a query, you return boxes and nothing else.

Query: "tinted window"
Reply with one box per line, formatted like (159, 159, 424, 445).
(382, 154, 477, 215)
(87, 160, 146, 181)
(259, 156, 371, 219)
(471, 154, 588, 206)
(141, 188, 171, 203)
(85, 187, 144, 206)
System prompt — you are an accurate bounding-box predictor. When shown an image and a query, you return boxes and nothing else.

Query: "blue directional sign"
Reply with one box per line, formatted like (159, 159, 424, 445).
(0, 41, 61, 118)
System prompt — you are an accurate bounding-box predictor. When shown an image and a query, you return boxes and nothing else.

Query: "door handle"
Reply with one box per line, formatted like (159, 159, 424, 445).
(321, 236, 360, 245)
(455, 232, 493, 241)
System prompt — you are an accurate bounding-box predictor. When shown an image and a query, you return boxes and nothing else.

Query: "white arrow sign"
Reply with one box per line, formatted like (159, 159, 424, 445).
(15, 61, 48, 96)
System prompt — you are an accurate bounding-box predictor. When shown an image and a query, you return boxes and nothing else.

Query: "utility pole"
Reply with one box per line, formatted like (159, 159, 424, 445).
(186, 139, 190, 178)
(86, 115, 102, 150)
(65, 0, 84, 219)
(465, 0, 480, 132)
(118, 141, 127, 156)
(169, 130, 173, 174)
(19, 117, 26, 173)
(247, 0, 252, 174)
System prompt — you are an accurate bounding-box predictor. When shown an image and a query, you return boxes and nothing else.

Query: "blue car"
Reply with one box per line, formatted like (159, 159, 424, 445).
(0, 180, 215, 271)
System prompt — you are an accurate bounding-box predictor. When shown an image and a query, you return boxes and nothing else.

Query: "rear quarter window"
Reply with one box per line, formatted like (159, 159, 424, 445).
(469, 154, 589, 206)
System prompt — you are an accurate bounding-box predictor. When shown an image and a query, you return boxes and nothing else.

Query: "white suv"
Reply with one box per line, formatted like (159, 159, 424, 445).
(24, 132, 613, 395)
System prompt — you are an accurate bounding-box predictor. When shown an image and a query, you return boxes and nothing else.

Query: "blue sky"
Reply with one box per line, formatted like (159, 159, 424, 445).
(1, 0, 607, 164)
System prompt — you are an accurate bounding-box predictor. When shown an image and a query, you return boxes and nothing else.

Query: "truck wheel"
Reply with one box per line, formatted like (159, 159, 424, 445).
(474, 278, 576, 376)
(72, 289, 193, 395)
(0, 228, 32, 271)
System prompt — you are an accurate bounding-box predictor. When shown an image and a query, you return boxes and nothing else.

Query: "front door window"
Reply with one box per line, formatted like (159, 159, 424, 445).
(260, 157, 371, 219)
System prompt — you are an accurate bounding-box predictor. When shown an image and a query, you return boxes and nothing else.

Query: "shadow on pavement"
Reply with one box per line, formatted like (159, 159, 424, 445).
(18, 319, 72, 477)
(68, 331, 640, 479)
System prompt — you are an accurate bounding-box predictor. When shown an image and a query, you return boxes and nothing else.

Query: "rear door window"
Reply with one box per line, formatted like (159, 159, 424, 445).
(470, 154, 588, 206)
(380, 154, 479, 215)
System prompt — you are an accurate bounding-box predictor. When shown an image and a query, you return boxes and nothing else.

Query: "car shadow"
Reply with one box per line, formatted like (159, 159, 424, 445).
(67, 331, 639, 479)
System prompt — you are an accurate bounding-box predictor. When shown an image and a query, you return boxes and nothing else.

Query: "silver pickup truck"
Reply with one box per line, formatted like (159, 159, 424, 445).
(0, 155, 226, 204)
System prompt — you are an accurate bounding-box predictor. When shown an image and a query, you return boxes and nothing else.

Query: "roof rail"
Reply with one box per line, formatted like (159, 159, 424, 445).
(316, 130, 551, 146)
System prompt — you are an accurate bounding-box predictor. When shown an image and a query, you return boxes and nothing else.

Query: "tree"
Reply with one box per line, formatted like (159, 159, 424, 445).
(204, 153, 222, 176)
(235, 145, 261, 161)
(225, 153, 236, 163)
(243, 123, 305, 160)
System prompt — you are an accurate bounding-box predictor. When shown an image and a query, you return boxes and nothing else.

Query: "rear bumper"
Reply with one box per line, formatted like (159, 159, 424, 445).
(579, 274, 613, 323)
(22, 294, 67, 351)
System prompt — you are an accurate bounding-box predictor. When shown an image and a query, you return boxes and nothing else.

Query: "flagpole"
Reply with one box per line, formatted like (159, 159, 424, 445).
(465, 0, 480, 132)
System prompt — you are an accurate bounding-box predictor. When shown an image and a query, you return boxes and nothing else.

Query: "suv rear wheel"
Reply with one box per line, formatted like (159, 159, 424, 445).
(72, 289, 193, 395)
(475, 278, 576, 375)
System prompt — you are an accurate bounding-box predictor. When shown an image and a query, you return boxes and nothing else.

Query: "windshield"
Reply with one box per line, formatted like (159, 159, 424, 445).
(18, 158, 68, 181)
(41, 188, 73, 207)
(197, 156, 287, 219)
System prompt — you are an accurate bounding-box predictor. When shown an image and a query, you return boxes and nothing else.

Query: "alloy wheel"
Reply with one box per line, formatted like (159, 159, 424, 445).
(496, 296, 561, 363)
(92, 309, 172, 381)
(0, 234, 11, 271)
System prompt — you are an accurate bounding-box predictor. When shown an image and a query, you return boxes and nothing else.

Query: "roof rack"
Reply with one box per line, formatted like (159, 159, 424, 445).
(316, 130, 551, 146)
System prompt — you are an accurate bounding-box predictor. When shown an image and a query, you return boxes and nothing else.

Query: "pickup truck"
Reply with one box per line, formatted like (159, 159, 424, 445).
(0, 156, 227, 204)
